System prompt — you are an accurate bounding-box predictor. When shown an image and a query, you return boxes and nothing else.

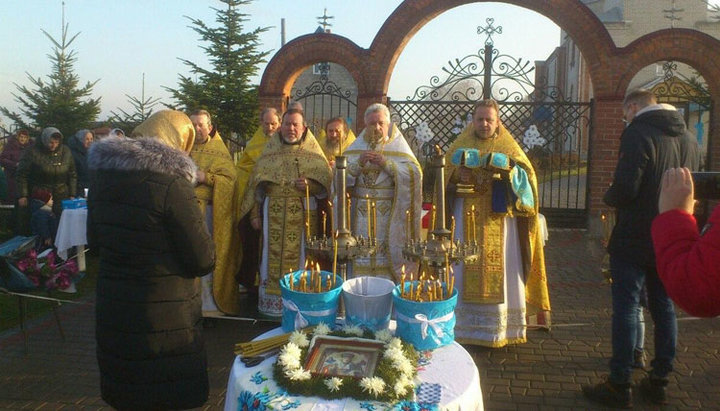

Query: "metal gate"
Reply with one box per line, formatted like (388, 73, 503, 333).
(291, 62, 357, 135)
(389, 20, 592, 227)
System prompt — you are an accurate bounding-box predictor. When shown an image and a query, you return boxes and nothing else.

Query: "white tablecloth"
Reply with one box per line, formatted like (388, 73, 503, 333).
(54, 208, 87, 269)
(224, 325, 483, 410)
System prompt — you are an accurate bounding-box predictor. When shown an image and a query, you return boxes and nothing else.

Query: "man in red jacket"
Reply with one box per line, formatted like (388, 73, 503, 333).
(652, 167, 720, 318)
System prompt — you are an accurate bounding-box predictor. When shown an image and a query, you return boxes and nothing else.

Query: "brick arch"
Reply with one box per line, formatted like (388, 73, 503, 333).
(258, 33, 367, 110)
(369, 0, 616, 96)
(612, 29, 720, 98)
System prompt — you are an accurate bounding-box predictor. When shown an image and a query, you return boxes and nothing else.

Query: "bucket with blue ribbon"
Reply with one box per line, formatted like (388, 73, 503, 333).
(342, 276, 395, 331)
(392, 282, 458, 350)
(280, 270, 343, 332)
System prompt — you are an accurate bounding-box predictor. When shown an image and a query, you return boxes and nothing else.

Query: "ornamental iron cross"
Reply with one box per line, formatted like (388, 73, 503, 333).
(477, 17, 502, 46)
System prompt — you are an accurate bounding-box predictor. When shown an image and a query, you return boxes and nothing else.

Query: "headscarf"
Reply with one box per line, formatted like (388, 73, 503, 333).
(131, 110, 195, 153)
(39, 127, 63, 151)
(72, 129, 92, 153)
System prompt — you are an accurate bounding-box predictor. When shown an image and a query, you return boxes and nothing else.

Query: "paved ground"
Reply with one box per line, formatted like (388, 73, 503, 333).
(2, 228, 719, 410)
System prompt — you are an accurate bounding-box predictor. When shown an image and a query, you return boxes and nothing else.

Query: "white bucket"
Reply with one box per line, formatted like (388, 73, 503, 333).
(342, 276, 395, 331)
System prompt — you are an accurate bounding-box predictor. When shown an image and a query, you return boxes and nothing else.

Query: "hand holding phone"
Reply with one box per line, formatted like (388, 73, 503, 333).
(659, 168, 695, 214)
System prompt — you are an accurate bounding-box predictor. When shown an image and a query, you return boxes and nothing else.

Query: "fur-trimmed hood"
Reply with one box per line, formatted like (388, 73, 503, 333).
(88, 136, 197, 184)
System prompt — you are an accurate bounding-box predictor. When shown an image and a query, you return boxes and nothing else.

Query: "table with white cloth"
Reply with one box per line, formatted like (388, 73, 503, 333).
(224, 323, 483, 410)
(54, 208, 87, 271)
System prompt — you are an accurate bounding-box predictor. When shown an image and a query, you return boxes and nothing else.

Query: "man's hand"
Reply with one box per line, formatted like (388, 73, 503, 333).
(458, 166, 473, 184)
(18, 197, 27, 207)
(658, 167, 695, 215)
(295, 178, 308, 192)
(196, 169, 206, 184)
(360, 151, 385, 167)
(251, 216, 262, 230)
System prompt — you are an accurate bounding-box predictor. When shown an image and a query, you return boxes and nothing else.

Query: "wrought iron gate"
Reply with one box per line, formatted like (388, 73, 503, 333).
(389, 19, 592, 228)
(291, 62, 357, 135)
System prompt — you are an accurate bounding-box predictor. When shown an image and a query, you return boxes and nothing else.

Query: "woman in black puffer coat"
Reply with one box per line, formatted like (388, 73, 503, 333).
(87, 110, 215, 410)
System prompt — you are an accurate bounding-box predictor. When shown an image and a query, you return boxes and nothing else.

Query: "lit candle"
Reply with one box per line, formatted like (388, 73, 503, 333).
(450, 216, 456, 244)
(406, 210, 411, 240)
(366, 195, 371, 238)
(316, 262, 321, 293)
(431, 205, 436, 231)
(471, 205, 476, 243)
(329, 202, 334, 233)
(322, 211, 326, 237)
(332, 234, 338, 281)
(346, 194, 351, 231)
(371, 201, 377, 239)
(465, 210, 471, 243)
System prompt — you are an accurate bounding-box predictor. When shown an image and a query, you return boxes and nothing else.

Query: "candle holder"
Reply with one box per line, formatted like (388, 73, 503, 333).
(402, 151, 480, 269)
(305, 155, 376, 282)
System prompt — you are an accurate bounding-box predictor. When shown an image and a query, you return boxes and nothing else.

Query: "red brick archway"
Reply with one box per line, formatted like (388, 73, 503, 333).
(258, 0, 720, 226)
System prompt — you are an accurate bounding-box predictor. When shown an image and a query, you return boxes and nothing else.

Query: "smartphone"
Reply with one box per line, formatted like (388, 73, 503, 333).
(691, 172, 720, 199)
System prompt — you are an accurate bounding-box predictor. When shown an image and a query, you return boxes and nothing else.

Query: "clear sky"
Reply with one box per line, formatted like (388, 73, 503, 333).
(1, 0, 567, 125)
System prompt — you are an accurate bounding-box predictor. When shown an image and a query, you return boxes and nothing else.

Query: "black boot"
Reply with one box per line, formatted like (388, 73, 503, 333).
(582, 376, 632, 408)
(638, 372, 668, 405)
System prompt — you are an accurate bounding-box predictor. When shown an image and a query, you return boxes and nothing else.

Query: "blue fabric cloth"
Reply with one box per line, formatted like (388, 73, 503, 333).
(450, 148, 481, 168)
(510, 165, 534, 211)
(609, 256, 676, 384)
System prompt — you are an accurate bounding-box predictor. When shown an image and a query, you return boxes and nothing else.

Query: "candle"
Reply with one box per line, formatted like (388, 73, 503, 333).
(371, 201, 377, 239)
(431, 205, 436, 231)
(332, 234, 338, 281)
(400, 265, 406, 298)
(346, 194, 351, 231)
(305, 181, 311, 239)
(471, 205, 477, 243)
(465, 211, 471, 243)
(289, 271, 294, 291)
(366, 195, 371, 237)
(406, 210, 411, 240)
(450, 216, 456, 244)
(329, 202, 334, 234)
(322, 211, 326, 237)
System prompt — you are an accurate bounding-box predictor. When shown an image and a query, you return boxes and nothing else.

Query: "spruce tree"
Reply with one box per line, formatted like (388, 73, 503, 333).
(165, 0, 270, 141)
(0, 23, 100, 137)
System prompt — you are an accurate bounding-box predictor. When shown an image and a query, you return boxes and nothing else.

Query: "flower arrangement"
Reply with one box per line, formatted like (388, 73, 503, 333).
(273, 323, 419, 403)
(14, 248, 80, 290)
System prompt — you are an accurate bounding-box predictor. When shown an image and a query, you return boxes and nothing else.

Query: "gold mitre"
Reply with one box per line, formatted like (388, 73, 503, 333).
(131, 110, 195, 153)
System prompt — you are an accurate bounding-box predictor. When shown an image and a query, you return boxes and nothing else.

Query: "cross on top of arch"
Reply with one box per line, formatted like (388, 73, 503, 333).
(477, 17, 502, 46)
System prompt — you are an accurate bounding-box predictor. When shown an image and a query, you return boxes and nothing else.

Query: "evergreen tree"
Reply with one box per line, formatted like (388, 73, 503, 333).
(0, 23, 100, 137)
(109, 73, 162, 133)
(165, 0, 270, 141)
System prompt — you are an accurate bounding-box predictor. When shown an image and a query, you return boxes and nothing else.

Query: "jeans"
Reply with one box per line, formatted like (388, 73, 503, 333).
(609, 256, 676, 384)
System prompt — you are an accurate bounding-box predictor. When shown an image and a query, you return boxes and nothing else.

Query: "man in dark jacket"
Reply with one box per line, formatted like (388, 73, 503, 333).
(88, 110, 215, 410)
(583, 89, 700, 407)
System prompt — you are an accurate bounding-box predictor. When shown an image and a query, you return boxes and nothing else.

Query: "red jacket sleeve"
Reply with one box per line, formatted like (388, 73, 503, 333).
(652, 207, 720, 317)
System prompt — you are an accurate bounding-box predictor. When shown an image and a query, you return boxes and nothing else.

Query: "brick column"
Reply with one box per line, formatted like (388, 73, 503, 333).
(587, 97, 624, 237)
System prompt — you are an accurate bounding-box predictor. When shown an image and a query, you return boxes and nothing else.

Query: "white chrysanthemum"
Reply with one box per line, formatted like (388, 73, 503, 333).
(278, 342, 302, 370)
(383, 346, 405, 361)
(375, 329, 393, 343)
(387, 337, 403, 350)
(313, 322, 331, 336)
(392, 356, 415, 376)
(324, 377, 343, 392)
(285, 367, 312, 381)
(393, 376, 414, 397)
(342, 324, 364, 337)
(360, 376, 386, 397)
(289, 331, 309, 348)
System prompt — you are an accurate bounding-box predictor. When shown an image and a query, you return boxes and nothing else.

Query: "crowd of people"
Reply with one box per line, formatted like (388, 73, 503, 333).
(3, 88, 719, 409)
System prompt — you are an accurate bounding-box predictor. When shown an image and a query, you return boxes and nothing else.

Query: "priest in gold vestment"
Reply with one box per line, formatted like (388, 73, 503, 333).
(189, 110, 242, 315)
(445, 100, 550, 347)
(234, 108, 281, 292)
(316, 116, 356, 169)
(345, 103, 422, 281)
(238, 109, 332, 316)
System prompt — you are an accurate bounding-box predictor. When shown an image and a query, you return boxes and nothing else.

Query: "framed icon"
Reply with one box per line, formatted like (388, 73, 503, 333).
(304, 336, 384, 379)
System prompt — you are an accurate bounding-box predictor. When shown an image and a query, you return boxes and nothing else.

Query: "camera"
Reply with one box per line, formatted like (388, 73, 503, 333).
(691, 172, 720, 200)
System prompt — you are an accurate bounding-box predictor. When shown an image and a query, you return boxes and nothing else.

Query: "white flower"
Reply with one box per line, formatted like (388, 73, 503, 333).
(360, 376, 386, 397)
(374, 329, 393, 343)
(289, 331, 309, 348)
(342, 324, 364, 337)
(324, 377, 343, 392)
(278, 342, 302, 370)
(392, 356, 415, 377)
(383, 346, 405, 361)
(393, 376, 414, 397)
(285, 367, 312, 381)
(387, 337, 403, 350)
(313, 322, 331, 336)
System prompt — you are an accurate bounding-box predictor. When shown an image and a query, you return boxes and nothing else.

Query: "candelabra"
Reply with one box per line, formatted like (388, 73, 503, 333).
(402, 152, 480, 272)
(305, 155, 376, 282)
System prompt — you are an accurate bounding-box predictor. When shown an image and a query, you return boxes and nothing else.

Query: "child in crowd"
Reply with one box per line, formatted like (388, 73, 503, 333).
(30, 188, 57, 250)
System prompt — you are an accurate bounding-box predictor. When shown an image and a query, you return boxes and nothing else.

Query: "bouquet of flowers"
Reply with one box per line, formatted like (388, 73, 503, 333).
(14, 248, 80, 291)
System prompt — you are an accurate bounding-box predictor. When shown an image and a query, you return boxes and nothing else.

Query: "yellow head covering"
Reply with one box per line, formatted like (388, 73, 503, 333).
(131, 110, 195, 153)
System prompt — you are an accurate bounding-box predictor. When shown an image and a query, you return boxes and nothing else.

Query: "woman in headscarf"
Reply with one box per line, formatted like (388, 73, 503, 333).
(87, 110, 215, 410)
(67, 129, 94, 197)
(0, 129, 33, 204)
(16, 127, 77, 217)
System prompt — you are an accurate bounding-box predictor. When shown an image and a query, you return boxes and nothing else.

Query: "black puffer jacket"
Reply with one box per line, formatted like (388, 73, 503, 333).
(87, 137, 215, 410)
(604, 105, 700, 267)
